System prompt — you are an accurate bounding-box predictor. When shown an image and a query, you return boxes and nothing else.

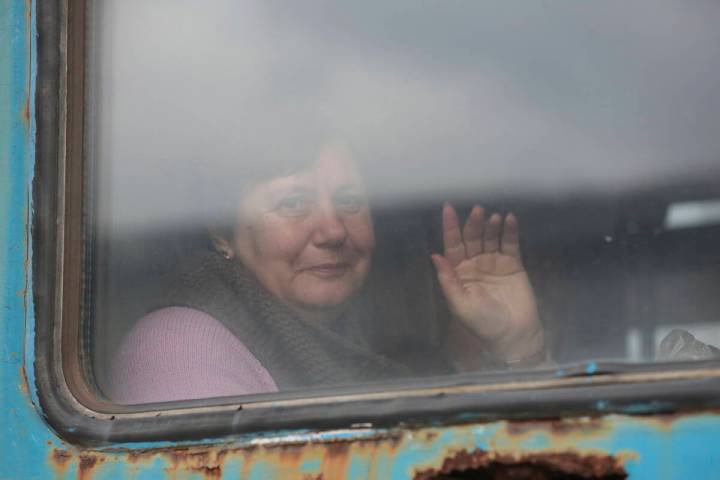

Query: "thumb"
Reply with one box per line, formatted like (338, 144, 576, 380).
(431, 254, 464, 309)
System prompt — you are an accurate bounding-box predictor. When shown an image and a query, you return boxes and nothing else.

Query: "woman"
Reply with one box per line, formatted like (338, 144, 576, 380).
(110, 145, 546, 404)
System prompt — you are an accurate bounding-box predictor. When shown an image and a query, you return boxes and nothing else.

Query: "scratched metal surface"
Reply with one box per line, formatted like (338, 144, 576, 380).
(39, 415, 720, 479)
(2, 1, 720, 478)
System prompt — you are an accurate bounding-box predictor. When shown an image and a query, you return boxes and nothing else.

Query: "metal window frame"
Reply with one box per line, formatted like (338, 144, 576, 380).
(33, 0, 720, 447)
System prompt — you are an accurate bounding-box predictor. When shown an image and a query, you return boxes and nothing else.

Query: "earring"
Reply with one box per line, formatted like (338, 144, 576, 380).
(221, 251, 231, 260)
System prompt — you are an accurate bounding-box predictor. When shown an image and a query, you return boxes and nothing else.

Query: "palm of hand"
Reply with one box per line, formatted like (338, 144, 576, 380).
(431, 204, 542, 359)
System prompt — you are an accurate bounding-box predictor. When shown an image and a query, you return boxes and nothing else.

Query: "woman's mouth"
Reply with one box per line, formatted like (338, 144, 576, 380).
(302, 262, 351, 278)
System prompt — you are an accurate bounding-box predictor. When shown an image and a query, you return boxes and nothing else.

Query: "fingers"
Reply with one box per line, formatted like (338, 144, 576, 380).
(501, 212, 521, 257)
(462, 206, 484, 257)
(431, 254, 464, 309)
(442, 203, 466, 266)
(483, 213, 502, 253)
(443, 202, 522, 259)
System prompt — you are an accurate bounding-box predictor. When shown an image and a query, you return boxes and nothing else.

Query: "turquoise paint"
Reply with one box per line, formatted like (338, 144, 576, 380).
(386, 428, 475, 478)
(124, 456, 167, 480)
(1, 1, 58, 479)
(518, 431, 552, 450)
(299, 458, 322, 474)
(571, 414, 720, 479)
(247, 460, 278, 480)
(472, 424, 501, 446)
(221, 456, 244, 479)
(585, 361, 598, 375)
(347, 454, 372, 480)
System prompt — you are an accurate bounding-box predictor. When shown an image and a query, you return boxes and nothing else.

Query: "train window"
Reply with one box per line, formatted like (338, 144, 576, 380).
(38, 0, 720, 442)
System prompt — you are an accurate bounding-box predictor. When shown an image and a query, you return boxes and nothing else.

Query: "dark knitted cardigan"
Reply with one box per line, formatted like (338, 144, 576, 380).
(161, 250, 451, 390)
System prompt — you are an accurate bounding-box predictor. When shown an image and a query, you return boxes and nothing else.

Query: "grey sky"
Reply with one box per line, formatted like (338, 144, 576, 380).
(90, 1, 720, 229)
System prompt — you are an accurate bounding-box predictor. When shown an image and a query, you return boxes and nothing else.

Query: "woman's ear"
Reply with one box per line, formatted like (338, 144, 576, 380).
(209, 227, 235, 259)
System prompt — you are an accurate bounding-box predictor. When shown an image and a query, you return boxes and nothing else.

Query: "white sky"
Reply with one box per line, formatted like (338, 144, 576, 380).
(89, 0, 720, 230)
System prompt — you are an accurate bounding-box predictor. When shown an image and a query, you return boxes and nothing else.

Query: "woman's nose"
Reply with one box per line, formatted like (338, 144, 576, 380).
(312, 202, 348, 248)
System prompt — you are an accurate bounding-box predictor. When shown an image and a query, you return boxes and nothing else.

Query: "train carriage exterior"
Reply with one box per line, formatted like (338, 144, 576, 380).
(3, 1, 720, 478)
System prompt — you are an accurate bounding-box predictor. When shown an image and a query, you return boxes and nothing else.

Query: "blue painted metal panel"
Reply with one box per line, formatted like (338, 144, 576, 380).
(1, 1, 61, 478)
(1, 1, 720, 478)
(35, 415, 720, 478)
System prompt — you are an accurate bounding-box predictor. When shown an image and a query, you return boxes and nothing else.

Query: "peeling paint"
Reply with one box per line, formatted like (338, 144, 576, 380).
(77, 454, 105, 480)
(506, 417, 608, 438)
(22, 94, 30, 127)
(40, 413, 720, 479)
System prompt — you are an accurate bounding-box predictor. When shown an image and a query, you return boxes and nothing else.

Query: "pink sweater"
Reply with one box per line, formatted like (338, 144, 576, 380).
(109, 307, 278, 404)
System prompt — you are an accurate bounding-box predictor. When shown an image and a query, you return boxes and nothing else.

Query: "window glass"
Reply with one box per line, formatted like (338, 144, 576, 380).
(86, 1, 720, 404)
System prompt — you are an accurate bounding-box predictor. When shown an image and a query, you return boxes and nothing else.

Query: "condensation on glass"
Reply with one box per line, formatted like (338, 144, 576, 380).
(84, 1, 720, 404)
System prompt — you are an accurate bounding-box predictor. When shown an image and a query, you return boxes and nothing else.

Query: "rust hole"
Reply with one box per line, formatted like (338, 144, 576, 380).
(415, 449, 627, 480)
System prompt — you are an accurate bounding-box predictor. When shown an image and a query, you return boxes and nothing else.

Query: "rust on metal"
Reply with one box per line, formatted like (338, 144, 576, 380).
(50, 450, 105, 480)
(49, 422, 628, 479)
(319, 441, 352, 476)
(44, 413, 679, 479)
(506, 417, 608, 437)
(17, 365, 30, 401)
(414, 449, 627, 480)
(22, 96, 30, 127)
(164, 448, 227, 479)
(51, 449, 73, 472)
(77, 454, 104, 480)
(56, 429, 405, 479)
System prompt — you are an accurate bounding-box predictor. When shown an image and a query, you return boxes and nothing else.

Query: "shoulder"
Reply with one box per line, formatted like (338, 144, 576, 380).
(126, 306, 237, 345)
(110, 307, 277, 404)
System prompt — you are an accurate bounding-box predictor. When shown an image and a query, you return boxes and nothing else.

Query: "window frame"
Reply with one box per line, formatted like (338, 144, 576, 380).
(33, 0, 720, 446)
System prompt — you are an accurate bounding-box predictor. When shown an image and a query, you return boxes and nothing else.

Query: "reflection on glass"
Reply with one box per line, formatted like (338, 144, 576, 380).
(665, 200, 720, 230)
(86, 1, 720, 404)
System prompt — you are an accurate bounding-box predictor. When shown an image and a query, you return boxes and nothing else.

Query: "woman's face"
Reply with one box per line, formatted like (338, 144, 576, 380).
(227, 146, 375, 314)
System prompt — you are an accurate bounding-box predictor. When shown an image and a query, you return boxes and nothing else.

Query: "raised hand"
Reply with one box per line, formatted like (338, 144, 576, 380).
(431, 203, 544, 363)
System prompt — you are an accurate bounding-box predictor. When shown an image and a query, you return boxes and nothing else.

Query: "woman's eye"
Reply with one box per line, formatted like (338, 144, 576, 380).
(334, 194, 364, 213)
(276, 195, 311, 216)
